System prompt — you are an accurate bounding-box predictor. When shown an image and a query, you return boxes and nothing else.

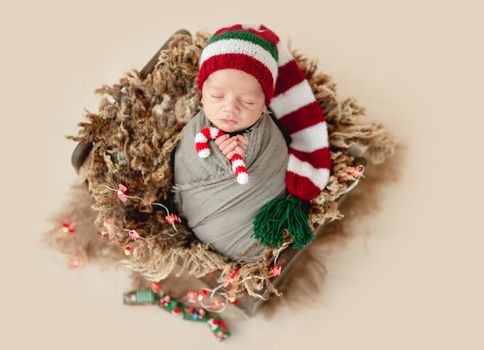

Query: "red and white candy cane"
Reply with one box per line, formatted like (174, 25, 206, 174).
(195, 127, 249, 185)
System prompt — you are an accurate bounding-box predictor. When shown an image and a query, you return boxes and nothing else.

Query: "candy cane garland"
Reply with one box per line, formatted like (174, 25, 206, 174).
(195, 127, 249, 185)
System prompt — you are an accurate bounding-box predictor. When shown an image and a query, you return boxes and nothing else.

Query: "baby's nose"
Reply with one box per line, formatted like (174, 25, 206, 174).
(222, 98, 240, 114)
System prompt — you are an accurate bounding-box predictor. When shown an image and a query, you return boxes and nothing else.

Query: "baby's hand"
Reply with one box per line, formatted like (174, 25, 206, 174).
(215, 134, 248, 160)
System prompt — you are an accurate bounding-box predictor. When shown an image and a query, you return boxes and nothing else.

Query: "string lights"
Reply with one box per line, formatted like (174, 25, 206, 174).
(347, 164, 365, 178)
(103, 184, 181, 232)
(68, 256, 82, 269)
(61, 223, 75, 235)
(125, 229, 141, 241)
(97, 230, 109, 238)
(123, 283, 231, 341)
(123, 245, 133, 256)
(97, 219, 113, 238)
(61, 200, 181, 262)
(98, 183, 184, 257)
(339, 164, 366, 195)
(271, 264, 282, 277)
(61, 183, 292, 336)
(191, 242, 291, 312)
(114, 183, 128, 202)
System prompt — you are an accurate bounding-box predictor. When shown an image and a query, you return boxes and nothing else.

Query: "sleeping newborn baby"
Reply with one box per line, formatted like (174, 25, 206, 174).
(173, 67, 288, 261)
(172, 23, 332, 261)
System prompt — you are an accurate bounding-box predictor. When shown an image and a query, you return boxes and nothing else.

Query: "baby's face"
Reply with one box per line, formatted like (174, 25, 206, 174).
(201, 69, 267, 133)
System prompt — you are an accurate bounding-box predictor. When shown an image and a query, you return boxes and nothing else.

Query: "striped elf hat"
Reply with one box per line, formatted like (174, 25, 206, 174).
(197, 24, 333, 250)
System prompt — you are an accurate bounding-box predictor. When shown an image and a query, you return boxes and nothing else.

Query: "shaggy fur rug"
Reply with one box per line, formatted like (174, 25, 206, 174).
(42, 30, 398, 317)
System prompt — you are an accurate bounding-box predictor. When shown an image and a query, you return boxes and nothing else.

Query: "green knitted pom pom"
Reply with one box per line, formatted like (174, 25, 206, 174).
(252, 195, 315, 249)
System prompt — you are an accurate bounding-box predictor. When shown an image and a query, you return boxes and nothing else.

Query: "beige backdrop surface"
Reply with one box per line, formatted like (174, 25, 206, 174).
(1, 0, 482, 349)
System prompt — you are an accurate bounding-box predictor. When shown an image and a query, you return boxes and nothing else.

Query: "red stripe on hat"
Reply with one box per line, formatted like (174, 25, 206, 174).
(198, 54, 275, 105)
(286, 172, 322, 201)
(288, 147, 332, 170)
(274, 60, 306, 96)
(277, 102, 325, 134)
(259, 24, 280, 44)
(195, 142, 209, 153)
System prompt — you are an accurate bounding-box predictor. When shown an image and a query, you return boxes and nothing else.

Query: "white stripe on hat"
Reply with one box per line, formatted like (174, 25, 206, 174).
(287, 154, 331, 189)
(269, 80, 316, 117)
(200, 38, 278, 84)
(276, 41, 293, 67)
(288, 122, 329, 152)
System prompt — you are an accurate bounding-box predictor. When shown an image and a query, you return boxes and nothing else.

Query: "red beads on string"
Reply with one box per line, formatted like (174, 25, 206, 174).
(124, 245, 133, 256)
(151, 282, 162, 293)
(128, 229, 141, 241)
(272, 264, 282, 277)
(165, 214, 182, 225)
(227, 267, 239, 286)
(97, 230, 109, 238)
(115, 184, 128, 202)
(68, 255, 83, 269)
(199, 289, 209, 301)
(347, 164, 365, 178)
(61, 223, 75, 235)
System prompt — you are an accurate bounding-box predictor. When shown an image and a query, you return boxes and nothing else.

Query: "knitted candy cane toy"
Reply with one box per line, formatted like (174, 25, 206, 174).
(195, 127, 249, 185)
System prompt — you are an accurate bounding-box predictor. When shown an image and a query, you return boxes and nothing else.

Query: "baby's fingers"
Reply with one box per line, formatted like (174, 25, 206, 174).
(237, 135, 248, 145)
(227, 147, 245, 160)
(218, 137, 237, 152)
(226, 151, 235, 159)
(234, 145, 245, 157)
(221, 140, 238, 156)
(214, 134, 230, 146)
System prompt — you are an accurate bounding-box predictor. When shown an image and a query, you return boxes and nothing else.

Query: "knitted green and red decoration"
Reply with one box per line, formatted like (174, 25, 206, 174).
(207, 315, 231, 341)
(183, 306, 209, 322)
(159, 295, 184, 316)
(197, 23, 332, 249)
(123, 287, 231, 341)
(123, 289, 157, 305)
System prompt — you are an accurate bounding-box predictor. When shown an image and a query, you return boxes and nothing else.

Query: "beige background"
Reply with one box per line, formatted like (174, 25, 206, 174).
(1, 0, 482, 348)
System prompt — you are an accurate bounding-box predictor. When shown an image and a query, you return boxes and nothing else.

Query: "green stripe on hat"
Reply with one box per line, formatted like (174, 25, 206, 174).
(208, 30, 278, 61)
